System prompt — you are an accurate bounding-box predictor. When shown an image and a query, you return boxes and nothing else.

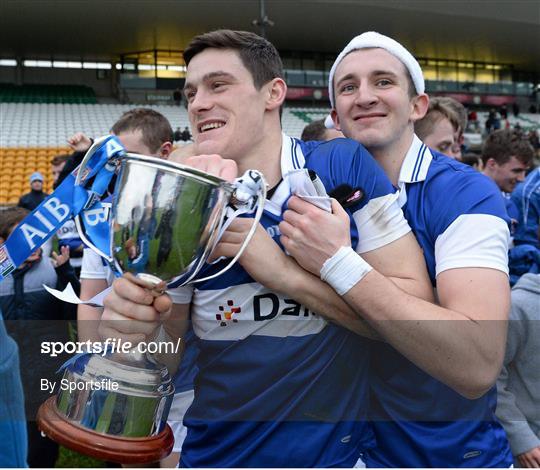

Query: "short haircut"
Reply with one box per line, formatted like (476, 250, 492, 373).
(183, 29, 284, 89)
(415, 97, 461, 140)
(481, 129, 534, 166)
(51, 154, 71, 166)
(460, 152, 482, 168)
(301, 119, 328, 141)
(0, 207, 29, 240)
(111, 108, 173, 153)
(437, 96, 467, 133)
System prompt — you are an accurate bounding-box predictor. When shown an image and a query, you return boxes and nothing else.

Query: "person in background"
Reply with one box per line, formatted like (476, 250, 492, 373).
(512, 167, 540, 249)
(482, 129, 533, 195)
(52, 154, 85, 275)
(301, 118, 344, 141)
(414, 97, 461, 158)
(18, 172, 48, 211)
(0, 207, 79, 468)
(481, 129, 534, 239)
(0, 311, 27, 468)
(50, 154, 71, 186)
(496, 273, 540, 468)
(460, 152, 483, 170)
(78, 107, 173, 341)
(181, 126, 192, 142)
(173, 87, 182, 106)
(440, 96, 468, 158)
(173, 126, 183, 142)
(508, 168, 540, 285)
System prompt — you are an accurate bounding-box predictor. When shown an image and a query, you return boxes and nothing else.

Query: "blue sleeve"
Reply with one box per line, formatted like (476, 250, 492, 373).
(425, 165, 509, 241)
(0, 317, 28, 468)
(301, 139, 408, 252)
(301, 138, 396, 207)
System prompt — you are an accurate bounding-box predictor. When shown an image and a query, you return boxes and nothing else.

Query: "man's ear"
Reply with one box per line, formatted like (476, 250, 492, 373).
(159, 142, 173, 158)
(484, 157, 498, 171)
(330, 109, 342, 131)
(410, 93, 429, 123)
(265, 78, 287, 111)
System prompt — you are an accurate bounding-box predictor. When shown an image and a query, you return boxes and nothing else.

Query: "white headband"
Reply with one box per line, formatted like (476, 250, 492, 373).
(327, 31, 424, 111)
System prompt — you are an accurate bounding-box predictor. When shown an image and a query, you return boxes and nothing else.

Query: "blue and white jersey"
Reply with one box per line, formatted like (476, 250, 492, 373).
(56, 219, 84, 268)
(511, 168, 540, 249)
(178, 134, 411, 468)
(364, 135, 513, 468)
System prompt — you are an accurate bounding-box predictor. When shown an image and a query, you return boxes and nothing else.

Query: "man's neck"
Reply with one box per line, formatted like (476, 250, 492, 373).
(236, 124, 283, 189)
(368, 132, 415, 186)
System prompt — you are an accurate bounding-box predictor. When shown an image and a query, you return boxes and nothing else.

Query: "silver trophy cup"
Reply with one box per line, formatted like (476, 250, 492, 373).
(38, 146, 266, 463)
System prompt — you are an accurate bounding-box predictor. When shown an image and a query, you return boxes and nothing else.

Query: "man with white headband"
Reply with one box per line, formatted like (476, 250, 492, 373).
(281, 32, 513, 467)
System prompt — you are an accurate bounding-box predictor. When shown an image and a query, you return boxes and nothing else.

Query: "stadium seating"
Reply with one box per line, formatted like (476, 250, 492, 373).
(282, 107, 331, 138)
(0, 84, 96, 104)
(1, 103, 538, 205)
(0, 103, 190, 147)
(0, 147, 68, 204)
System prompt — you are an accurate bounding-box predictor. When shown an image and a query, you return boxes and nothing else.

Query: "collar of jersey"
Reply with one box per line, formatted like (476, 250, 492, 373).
(280, 132, 306, 175)
(398, 134, 433, 184)
(261, 133, 307, 216)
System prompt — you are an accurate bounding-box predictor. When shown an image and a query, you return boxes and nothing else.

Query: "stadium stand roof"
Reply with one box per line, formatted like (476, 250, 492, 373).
(1, 0, 539, 75)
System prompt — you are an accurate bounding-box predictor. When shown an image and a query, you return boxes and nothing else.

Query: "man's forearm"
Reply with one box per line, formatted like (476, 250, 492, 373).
(153, 326, 184, 375)
(77, 304, 103, 342)
(269, 257, 380, 340)
(154, 304, 190, 375)
(340, 269, 508, 398)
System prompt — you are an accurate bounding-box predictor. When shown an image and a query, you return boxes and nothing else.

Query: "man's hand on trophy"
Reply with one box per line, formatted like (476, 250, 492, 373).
(210, 219, 291, 291)
(100, 276, 172, 346)
(184, 154, 238, 182)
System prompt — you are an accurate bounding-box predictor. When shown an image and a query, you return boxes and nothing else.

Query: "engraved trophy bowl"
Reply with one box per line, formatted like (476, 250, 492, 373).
(37, 147, 266, 463)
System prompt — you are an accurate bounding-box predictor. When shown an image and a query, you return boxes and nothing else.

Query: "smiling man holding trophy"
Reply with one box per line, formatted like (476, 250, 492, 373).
(95, 29, 435, 468)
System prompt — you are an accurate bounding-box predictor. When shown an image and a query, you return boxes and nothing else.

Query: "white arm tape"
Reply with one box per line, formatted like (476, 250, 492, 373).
(320, 246, 373, 296)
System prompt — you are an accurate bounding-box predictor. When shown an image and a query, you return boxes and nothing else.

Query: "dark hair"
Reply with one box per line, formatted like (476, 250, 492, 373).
(0, 207, 29, 240)
(111, 108, 173, 153)
(51, 154, 71, 166)
(184, 29, 284, 89)
(415, 97, 461, 140)
(460, 152, 482, 169)
(301, 119, 328, 141)
(481, 129, 534, 166)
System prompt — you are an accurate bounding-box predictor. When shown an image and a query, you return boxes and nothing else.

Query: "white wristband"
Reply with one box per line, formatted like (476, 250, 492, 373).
(320, 246, 373, 295)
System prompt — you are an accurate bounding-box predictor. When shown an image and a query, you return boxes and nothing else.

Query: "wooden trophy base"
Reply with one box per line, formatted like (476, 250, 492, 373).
(37, 396, 174, 464)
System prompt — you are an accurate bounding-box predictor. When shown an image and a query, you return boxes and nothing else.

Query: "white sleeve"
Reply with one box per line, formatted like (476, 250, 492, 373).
(80, 248, 109, 279)
(435, 214, 510, 276)
(167, 284, 194, 305)
(352, 192, 411, 254)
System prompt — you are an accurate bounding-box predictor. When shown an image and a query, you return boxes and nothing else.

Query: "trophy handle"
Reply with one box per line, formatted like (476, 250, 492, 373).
(193, 170, 267, 284)
(74, 214, 114, 263)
